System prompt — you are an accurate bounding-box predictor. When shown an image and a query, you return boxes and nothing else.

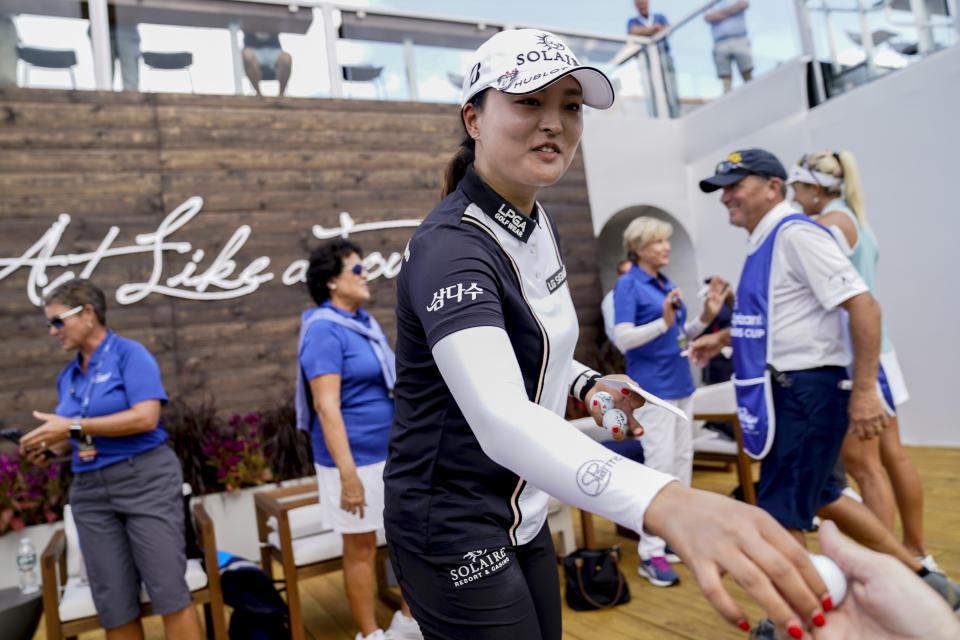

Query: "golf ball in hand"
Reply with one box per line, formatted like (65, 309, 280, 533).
(591, 391, 615, 413)
(809, 553, 847, 607)
(602, 409, 628, 433)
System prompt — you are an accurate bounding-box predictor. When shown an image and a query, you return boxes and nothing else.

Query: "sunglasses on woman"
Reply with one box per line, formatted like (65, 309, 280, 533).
(348, 264, 364, 276)
(46, 305, 84, 329)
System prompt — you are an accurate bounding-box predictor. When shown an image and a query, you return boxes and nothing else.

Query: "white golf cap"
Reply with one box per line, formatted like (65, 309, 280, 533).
(460, 29, 614, 110)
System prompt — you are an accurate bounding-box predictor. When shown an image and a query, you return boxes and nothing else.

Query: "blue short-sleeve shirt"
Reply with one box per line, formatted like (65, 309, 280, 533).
(298, 302, 393, 468)
(614, 265, 694, 399)
(626, 12, 671, 53)
(709, 0, 749, 42)
(55, 330, 169, 472)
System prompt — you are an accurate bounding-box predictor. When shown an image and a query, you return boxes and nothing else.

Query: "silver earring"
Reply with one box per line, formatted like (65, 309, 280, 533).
(329, 284, 337, 290)
(813, 196, 820, 204)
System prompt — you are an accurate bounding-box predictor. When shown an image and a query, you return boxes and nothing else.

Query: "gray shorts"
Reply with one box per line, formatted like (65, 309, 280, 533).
(69, 444, 191, 629)
(713, 35, 753, 78)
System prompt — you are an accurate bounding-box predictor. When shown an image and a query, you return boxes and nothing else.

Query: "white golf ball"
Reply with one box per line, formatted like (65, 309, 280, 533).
(809, 553, 847, 606)
(591, 391, 615, 414)
(602, 409, 628, 433)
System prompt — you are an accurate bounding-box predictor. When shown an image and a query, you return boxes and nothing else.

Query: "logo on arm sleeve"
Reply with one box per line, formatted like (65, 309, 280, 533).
(426, 282, 485, 312)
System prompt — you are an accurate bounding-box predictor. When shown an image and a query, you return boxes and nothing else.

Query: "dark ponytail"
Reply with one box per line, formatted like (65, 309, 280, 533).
(441, 90, 488, 199)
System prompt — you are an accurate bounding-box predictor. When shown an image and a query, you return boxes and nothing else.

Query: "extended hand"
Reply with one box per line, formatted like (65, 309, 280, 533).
(701, 277, 731, 324)
(20, 411, 71, 455)
(689, 332, 726, 367)
(646, 483, 830, 637)
(662, 289, 681, 327)
(811, 521, 960, 639)
(585, 376, 646, 441)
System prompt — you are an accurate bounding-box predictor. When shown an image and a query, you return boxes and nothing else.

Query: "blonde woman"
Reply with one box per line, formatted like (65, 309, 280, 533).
(613, 216, 729, 587)
(788, 150, 937, 573)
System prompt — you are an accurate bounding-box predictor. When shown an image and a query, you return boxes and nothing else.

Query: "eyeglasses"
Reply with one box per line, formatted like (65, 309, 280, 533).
(46, 305, 84, 329)
(348, 263, 365, 276)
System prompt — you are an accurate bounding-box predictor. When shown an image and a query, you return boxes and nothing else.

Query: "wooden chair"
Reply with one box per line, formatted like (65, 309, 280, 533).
(254, 483, 400, 640)
(40, 500, 227, 640)
(692, 381, 757, 505)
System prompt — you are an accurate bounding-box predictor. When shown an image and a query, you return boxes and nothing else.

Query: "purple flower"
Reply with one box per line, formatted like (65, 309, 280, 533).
(225, 455, 242, 467)
(216, 468, 228, 479)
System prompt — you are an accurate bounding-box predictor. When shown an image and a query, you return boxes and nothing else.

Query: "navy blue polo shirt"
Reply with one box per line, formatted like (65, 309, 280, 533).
(613, 265, 694, 399)
(384, 165, 580, 554)
(55, 330, 169, 472)
(298, 303, 393, 467)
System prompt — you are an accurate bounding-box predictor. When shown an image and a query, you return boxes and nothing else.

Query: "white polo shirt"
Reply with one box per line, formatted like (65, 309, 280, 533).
(746, 201, 869, 371)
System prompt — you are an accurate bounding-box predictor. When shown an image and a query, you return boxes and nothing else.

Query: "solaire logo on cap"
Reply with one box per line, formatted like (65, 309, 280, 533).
(536, 33, 565, 51)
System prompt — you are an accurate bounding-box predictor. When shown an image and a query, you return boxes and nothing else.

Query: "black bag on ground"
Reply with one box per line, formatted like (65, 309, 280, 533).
(218, 554, 291, 640)
(562, 546, 631, 611)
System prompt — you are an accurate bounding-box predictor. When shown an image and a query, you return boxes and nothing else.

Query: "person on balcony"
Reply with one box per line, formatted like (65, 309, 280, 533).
(704, 0, 753, 93)
(627, 0, 680, 116)
(383, 28, 840, 639)
(242, 31, 292, 96)
(21, 278, 204, 640)
(296, 239, 421, 640)
(788, 149, 940, 575)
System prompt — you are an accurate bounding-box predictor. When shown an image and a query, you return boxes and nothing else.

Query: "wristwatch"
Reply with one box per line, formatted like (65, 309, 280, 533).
(69, 417, 83, 440)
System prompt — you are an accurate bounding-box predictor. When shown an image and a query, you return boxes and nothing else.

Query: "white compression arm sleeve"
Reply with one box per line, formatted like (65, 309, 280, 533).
(433, 325, 676, 535)
(613, 319, 666, 351)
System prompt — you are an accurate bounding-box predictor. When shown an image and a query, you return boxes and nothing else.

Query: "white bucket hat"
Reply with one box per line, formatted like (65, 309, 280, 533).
(460, 29, 614, 110)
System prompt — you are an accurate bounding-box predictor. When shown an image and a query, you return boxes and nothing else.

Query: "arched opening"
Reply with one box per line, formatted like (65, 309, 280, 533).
(596, 205, 700, 306)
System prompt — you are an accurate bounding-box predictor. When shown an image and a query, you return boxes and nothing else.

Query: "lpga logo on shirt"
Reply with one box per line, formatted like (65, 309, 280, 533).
(426, 282, 484, 312)
(449, 547, 510, 588)
(493, 204, 532, 241)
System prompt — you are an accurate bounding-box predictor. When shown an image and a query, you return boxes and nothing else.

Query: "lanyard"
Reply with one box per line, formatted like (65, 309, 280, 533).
(77, 333, 115, 419)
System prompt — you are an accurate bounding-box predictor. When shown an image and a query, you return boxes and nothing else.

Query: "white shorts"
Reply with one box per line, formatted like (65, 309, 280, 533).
(880, 349, 910, 407)
(315, 461, 386, 535)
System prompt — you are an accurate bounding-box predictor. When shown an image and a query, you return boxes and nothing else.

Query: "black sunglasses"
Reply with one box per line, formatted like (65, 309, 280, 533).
(348, 263, 364, 276)
(46, 305, 84, 329)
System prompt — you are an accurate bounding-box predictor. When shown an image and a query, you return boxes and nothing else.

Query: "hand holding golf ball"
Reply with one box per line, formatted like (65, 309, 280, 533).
(587, 387, 644, 438)
(809, 552, 847, 607)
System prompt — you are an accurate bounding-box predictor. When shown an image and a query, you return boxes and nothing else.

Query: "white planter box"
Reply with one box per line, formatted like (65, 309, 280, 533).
(0, 522, 64, 590)
(194, 477, 315, 561)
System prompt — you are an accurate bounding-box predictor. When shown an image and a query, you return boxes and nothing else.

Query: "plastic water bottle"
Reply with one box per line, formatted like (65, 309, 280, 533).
(17, 537, 40, 595)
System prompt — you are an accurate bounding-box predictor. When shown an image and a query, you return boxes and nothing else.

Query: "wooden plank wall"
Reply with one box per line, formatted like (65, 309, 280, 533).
(0, 87, 603, 428)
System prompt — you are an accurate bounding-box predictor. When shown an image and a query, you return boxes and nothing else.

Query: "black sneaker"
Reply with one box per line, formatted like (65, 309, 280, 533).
(748, 619, 776, 640)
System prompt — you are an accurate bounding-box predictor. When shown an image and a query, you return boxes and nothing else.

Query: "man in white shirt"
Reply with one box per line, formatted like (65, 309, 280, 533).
(691, 149, 960, 630)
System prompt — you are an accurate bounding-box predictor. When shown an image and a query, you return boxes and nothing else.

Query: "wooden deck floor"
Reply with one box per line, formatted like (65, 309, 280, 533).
(33, 446, 960, 639)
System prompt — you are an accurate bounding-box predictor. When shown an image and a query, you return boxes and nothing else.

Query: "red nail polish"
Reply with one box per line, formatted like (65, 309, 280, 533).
(737, 620, 750, 631)
(788, 623, 803, 639)
(813, 612, 825, 627)
(821, 596, 833, 612)
(620, 388, 630, 395)
(612, 427, 620, 434)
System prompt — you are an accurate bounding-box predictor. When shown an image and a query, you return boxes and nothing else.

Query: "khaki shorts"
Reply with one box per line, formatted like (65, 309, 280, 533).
(713, 35, 753, 78)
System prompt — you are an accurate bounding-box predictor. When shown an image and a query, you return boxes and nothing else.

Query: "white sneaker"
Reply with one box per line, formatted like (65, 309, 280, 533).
(355, 630, 385, 640)
(841, 487, 863, 503)
(918, 554, 946, 575)
(385, 610, 423, 640)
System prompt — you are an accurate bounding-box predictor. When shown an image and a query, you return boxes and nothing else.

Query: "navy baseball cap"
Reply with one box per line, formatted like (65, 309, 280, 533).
(699, 148, 788, 193)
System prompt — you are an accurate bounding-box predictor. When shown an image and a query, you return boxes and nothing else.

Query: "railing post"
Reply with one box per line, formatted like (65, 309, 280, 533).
(856, 0, 877, 79)
(321, 2, 343, 98)
(795, 0, 826, 105)
(645, 44, 669, 119)
(403, 37, 418, 102)
(909, 0, 935, 55)
(88, 0, 112, 90)
(228, 21, 244, 96)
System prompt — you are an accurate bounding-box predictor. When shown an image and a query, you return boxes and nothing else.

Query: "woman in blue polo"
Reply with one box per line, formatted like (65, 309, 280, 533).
(613, 216, 729, 587)
(21, 278, 203, 638)
(295, 239, 420, 640)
